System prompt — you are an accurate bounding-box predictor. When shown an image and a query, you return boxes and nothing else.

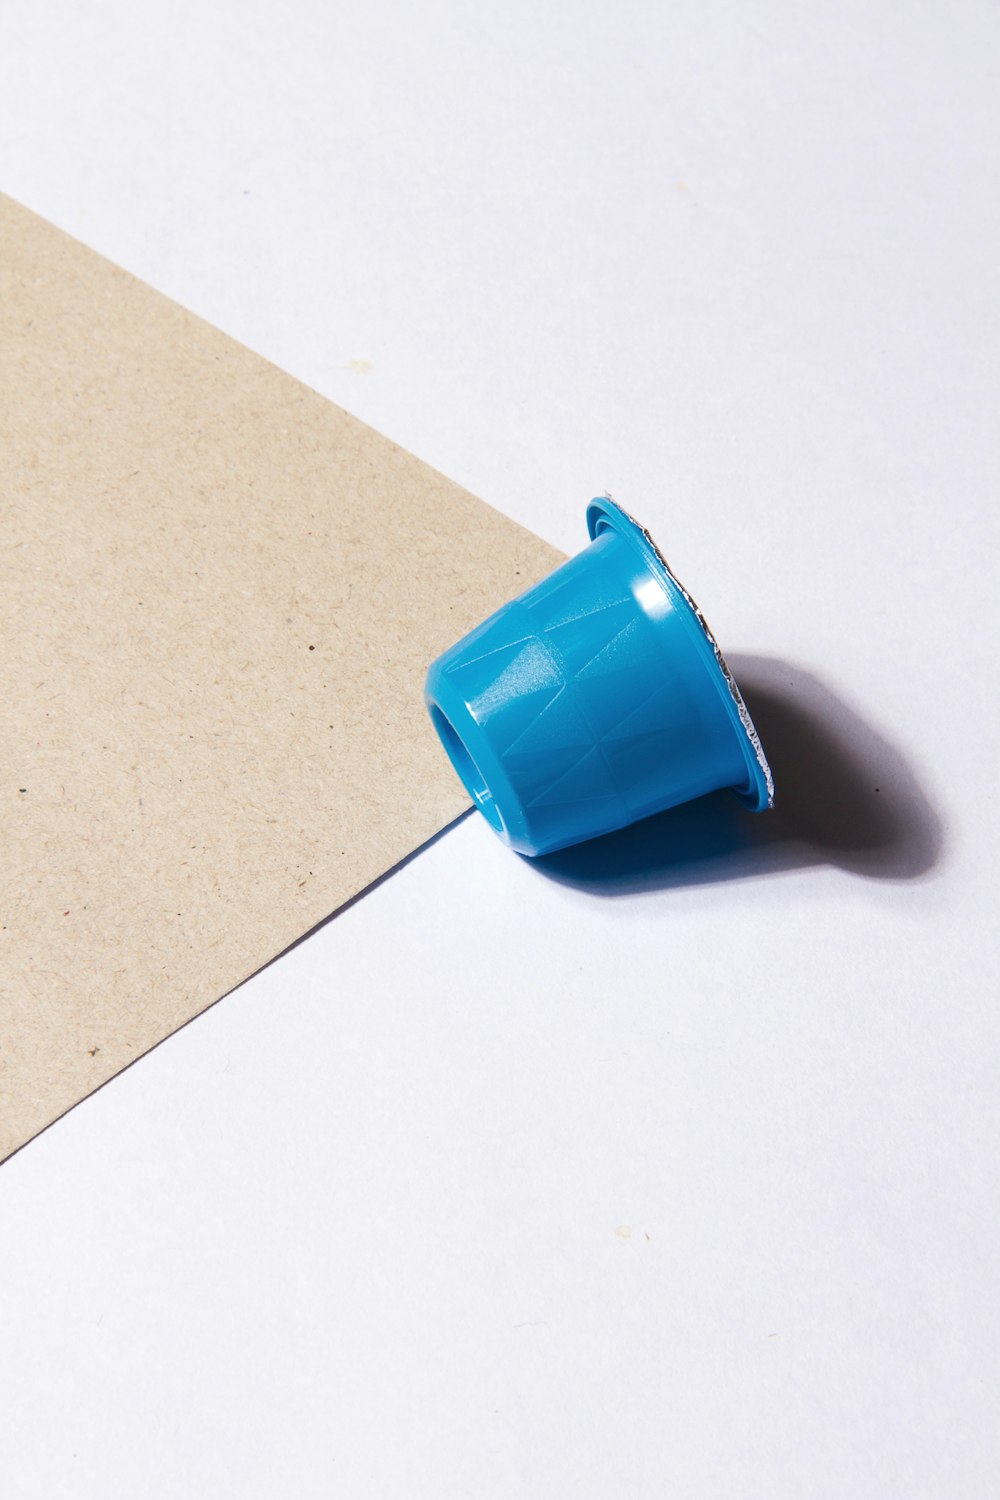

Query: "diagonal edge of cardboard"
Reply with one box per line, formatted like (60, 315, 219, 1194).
(0, 195, 565, 1163)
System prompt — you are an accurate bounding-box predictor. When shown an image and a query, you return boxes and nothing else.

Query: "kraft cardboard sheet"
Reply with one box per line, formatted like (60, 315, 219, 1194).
(0, 197, 561, 1162)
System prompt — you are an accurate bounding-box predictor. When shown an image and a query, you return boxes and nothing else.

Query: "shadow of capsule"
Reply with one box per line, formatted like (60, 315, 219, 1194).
(531, 654, 943, 896)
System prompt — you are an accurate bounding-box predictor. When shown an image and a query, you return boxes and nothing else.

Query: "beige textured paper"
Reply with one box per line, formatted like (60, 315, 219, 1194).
(0, 197, 561, 1162)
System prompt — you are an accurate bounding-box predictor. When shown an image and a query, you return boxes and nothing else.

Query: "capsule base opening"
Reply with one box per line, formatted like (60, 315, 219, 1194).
(429, 705, 504, 834)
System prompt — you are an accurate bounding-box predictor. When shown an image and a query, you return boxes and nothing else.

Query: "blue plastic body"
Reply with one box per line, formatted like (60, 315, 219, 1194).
(425, 498, 773, 856)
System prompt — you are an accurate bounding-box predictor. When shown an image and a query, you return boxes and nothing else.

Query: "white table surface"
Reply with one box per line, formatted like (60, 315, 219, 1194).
(2, 3, 998, 1495)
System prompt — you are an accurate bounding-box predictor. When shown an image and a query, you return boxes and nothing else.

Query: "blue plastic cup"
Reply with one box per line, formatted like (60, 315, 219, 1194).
(425, 498, 773, 856)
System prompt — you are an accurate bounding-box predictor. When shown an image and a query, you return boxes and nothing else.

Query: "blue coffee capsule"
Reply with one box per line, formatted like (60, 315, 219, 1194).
(425, 497, 773, 856)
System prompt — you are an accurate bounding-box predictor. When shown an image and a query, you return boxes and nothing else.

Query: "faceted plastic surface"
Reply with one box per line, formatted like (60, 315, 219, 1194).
(426, 501, 771, 855)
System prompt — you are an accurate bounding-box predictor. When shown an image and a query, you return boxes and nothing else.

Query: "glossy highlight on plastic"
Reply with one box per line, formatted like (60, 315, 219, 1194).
(425, 498, 773, 856)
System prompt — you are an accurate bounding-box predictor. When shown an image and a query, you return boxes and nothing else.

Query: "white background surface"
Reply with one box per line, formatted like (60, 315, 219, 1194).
(2, 2, 998, 1495)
